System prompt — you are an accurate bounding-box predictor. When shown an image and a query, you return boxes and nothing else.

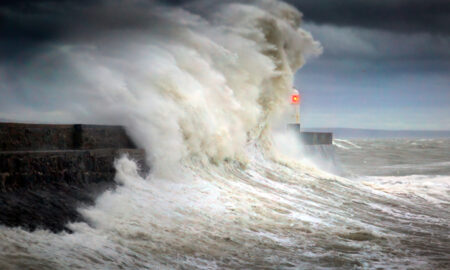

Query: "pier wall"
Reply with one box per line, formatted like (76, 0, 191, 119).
(0, 123, 135, 151)
(287, 123, 334, 145)
(0, 123, 147, 232)
(0, 122, 335, 232)
(300, 132, 333, 145)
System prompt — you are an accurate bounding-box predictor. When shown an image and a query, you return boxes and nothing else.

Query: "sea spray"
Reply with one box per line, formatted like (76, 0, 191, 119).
(0, 0, 321, 175)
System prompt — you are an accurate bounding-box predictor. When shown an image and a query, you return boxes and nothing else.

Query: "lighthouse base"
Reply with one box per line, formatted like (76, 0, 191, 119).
(287, 124, 333, 145)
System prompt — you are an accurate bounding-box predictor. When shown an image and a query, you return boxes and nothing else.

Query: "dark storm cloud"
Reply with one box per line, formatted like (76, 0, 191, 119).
(285, 0, 450, 34)
(0, 0, 101, 40)
(303, 23, 450, 60)
(0, 0, 172, 60)
(1, 0, 448, 80)
(283, 0, 450, 72)
(2, 0, 448, 53)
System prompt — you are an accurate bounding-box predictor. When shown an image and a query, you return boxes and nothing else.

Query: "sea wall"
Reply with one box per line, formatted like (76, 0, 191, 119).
(286, 124, 333, 145)
(0, 122, 335, 232)
(0, 149, 147, 191)
(0, 123, 147, 232)
(300, 132, 333, 145)
(0, 123, 136, 151)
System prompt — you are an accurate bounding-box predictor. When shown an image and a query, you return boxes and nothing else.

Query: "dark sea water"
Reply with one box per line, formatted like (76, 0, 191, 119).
(0, 138, 448, 269)
(335, 138, 450, 176)
(334, 138, 450, 269)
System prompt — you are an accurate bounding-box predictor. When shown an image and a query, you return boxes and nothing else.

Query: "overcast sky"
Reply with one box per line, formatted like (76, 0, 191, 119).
(287, 0, 450, 130)
(1, 0, 449, 130)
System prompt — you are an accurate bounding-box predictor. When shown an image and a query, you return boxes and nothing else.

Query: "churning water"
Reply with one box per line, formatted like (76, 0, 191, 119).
(1, 138, 449, 269)
(0, 0, 449, 269)
(0, 139, 450, 269)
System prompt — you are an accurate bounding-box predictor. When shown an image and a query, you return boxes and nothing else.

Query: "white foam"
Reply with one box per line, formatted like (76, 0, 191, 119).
(362, 175, 450, 206)
(334, 139, 362, 149)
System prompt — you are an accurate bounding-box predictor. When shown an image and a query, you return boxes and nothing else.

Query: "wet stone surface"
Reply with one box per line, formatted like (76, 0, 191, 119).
(0, 149, 148, 232)
(0, 124, 148, 233)
(0, 123, 136, 151)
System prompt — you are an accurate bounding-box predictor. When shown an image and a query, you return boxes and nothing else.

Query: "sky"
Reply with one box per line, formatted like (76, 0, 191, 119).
(0, 0, 449, 130)
(287, 0, 450, 130)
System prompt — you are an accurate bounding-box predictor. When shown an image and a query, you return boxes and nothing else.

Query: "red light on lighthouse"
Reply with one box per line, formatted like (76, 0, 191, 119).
(291, 94, 300, 104)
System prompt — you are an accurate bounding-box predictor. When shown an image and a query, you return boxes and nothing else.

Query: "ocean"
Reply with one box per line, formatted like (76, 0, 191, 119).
(0, 138, 448, 269)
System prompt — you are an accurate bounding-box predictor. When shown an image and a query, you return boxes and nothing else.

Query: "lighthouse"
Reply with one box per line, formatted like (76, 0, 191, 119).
(288, 88, 301, 132)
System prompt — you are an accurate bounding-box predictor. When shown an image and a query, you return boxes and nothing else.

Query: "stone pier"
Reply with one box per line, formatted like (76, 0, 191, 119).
(0, 123, 148, 232)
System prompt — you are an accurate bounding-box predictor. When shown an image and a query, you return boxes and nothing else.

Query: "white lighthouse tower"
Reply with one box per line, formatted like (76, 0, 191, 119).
(288, 88, 301, 132)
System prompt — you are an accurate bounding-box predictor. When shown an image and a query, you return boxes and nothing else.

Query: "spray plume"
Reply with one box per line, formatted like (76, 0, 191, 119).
(0, 0, 321, 174)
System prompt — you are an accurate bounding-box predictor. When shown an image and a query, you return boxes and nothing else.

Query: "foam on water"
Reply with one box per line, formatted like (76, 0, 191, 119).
(361, 175, 450, 206)
(2, 144, 449, 269)
(334, 139, 362, 150)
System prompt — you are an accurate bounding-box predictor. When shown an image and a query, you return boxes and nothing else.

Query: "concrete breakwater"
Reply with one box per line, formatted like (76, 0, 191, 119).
(0, 122, 333, 232)
(0, 123, 137, 151)
(300, 132, 333, 145)
(0, 123, 148, 232)
(287, 124, 333, 145)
